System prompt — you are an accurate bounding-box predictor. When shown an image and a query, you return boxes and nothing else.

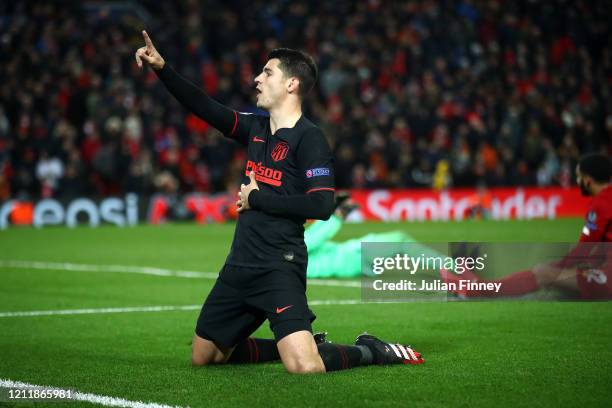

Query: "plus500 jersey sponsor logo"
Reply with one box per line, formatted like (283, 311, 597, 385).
(245, 161, 283, 186)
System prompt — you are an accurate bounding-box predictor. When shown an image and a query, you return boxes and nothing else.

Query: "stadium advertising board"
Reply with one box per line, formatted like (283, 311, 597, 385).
(349, 187, 589, 222)
(0, 187, 589, 229)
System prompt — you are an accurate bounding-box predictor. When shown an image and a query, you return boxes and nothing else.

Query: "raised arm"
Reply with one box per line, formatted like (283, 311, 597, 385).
(135, 30, 243, 140)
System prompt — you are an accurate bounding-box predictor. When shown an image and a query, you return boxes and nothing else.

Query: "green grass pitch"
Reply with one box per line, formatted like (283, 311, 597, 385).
(1, 219, 611, 407)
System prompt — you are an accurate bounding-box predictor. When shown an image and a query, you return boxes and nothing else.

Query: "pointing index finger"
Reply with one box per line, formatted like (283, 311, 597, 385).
(142, 30, 153, 49)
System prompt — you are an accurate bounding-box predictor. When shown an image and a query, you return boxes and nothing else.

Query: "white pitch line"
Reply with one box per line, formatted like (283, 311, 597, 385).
(0, 305, 200, 318)
(0, 378, 183, 408)
(0, 260, 218, 279)
(0, 300, 362, 318)
(309, 279, 360, 288)
(310, 299, 361, 306)
(0, 260, 361, 288)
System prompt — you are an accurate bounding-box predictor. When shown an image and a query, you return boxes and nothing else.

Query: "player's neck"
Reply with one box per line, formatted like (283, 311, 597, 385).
(591, 183, 610, 196)
(268, 102, 302, 135)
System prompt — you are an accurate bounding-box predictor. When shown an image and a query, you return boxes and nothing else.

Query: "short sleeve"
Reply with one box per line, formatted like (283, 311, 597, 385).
(580, 205, 605, 242)
(297, 128, 335, 194)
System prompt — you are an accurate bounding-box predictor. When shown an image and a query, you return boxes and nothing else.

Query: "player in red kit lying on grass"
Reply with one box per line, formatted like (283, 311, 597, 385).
(442, 153, 611, 299)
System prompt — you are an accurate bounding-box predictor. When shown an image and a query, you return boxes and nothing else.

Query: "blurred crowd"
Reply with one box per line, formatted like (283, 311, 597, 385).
(0, 0, 610, 200)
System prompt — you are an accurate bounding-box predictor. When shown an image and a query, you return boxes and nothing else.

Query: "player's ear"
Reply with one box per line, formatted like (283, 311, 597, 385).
(287, 77, 300, 95)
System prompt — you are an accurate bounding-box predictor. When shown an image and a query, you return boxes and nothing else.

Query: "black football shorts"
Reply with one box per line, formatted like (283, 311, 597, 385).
(195, 262, 316, 348)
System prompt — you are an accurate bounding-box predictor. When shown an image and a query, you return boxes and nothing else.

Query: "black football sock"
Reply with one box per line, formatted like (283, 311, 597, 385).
(227, 338, 280, 364)
(317, 343, 373, 371)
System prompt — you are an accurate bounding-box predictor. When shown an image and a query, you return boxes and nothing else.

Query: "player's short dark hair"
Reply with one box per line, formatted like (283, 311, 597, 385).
(578, 153, 611, 183)
(268, 48, 318, 97)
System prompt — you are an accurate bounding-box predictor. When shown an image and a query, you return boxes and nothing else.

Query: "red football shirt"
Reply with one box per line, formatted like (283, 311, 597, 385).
(579, 185, 612, 242)
(574, 185, 612, 298)
(556, 185, 611, 269)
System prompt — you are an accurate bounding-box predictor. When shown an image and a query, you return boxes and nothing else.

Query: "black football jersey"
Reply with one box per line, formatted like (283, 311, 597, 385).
(224, 113, 335, 267)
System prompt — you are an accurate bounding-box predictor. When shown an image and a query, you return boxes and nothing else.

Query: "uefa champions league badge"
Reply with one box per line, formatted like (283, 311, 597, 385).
(306, 168, 330, 178)
(586, 210, 598, 230)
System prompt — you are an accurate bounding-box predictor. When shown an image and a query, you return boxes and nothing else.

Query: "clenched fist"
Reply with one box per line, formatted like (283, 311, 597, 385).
(135, 30, 165, 70)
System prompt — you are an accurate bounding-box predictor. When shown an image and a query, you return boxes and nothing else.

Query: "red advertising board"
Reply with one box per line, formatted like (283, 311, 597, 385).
(348, 187, 589, 222)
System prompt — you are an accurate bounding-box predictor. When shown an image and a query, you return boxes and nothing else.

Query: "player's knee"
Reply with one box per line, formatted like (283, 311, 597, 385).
(191, 335, 229, 366)
(191, 351, 213, 367)
(191, 348, 228, 366)
(283, 357, 325, 374)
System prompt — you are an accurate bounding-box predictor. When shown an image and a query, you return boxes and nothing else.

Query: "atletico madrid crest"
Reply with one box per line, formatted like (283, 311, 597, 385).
(271, 142, 289, 162)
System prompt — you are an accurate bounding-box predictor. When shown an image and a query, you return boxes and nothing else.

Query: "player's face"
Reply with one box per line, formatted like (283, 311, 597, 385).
(254, 59, 290, 110)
